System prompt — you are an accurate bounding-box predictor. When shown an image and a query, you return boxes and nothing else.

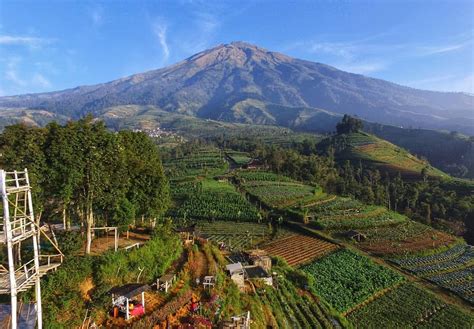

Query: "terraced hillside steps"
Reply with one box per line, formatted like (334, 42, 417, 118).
(262, 233, 339, 266)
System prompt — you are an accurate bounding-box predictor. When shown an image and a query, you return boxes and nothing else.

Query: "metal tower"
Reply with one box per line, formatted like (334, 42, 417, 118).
(0, 169, 63, 329)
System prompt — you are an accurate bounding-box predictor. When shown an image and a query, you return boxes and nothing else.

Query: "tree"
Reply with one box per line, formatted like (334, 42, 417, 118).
(336, 115, 363, 134)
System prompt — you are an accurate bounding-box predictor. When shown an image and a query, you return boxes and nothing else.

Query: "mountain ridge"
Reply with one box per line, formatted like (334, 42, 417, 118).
(0, 41, 473, 134)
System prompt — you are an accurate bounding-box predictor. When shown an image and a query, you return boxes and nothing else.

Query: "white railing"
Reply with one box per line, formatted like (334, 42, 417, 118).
(39, 254, 64, 266)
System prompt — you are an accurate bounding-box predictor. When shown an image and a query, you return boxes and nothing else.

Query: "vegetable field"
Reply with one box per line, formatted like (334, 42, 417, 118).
(164, 148, 227, 177)
(347, 283, 474, 328)
(262, 233, 338, 266)
(176, 190, 260, 221)
(346, 221, 457, 255)
(302, 249, 405, 313)
(197, 221, 289, 250)
(310, 197, 407, 229)
(257, 276, 335, 329)
(225, 151, 251, 166)
(391, 244, 474, 303)
(235, 171, 296, 183)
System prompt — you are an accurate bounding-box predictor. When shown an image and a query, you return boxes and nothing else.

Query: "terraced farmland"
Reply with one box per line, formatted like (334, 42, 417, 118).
(347, 283, 474, 328)
(164, 148, 227, 177)
(391, 244, 474, 303)
(310, 197, 407, 229)
(197, 221, 289, 250)
(243, 181, 318, 208)
(302, 249, 405, 313)
(344, 221, 457, 255)
(257, 276, 335, 329)
(262, 233, 339, 266)
(225, 151, 251, 166)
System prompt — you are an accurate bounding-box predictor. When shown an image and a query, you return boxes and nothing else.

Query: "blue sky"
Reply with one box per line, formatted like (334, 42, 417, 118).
(0, 0, 473, 96)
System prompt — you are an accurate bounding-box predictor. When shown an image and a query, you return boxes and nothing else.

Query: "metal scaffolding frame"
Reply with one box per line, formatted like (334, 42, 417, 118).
(0, 169, 63, 329)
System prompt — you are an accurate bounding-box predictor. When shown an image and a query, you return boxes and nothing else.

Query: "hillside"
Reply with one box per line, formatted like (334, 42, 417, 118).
(318, 131, 449, 179)
(0, 42, 472, 134)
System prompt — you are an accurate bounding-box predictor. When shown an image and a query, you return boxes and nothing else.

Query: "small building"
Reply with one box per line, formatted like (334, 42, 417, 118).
(246, 250, 272, 273)
(110, 283, 150, 320)
(157, 273, 176, 293)
(226, 262, 245, 289)
(244, 159, 267, 170)
(345, 230, 367, 242)
(244, 266, 273, 286)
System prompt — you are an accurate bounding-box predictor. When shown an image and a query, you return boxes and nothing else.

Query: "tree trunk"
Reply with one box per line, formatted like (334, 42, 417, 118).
(62, 207, 67, 230)
(85, 202, 94, 254)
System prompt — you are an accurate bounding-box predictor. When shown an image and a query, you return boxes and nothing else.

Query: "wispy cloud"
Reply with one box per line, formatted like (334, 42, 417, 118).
(416, 41, 471, 56)
(153, 22, 170, 61)
(0, 35, 53, 47)
(31, 73, 51, 88)
(4, 57, 25, 86)
(404, 74, 474, 94)
(89, 6, 104, 27)
(2, 56, 53, 94)
(336, 61, 388, 75)
(285, 33, 473, 76)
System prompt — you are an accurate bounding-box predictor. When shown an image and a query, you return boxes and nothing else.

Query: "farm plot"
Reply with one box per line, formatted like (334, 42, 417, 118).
(257, 276, 335, 329)
(347, 283, 474, 328)
(197, 221, 287, 250)
(176, 190, 260, 222)
(235, 171, 296, 183)
(427, 266, 474, 304)
(391, 244, 474, 303)
(225, 151, 251, 166)
(391, 244, 473, 275)
(243, 181, 318, 208)
(164, 148, 227, 177)
(344, 221, 457, 255)
(310, 197, 407, 229)
(262, 233, 338, 266)
(302, 249, 405, 313)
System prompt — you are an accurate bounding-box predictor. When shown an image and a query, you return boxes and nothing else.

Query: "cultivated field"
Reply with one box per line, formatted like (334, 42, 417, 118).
(347, 283, 474, 328)
(391, 243, 474, 303)
(197, 221, 290, 250)
(302, 249, 405, 313)
(343, 221, 457, 255)
(309, 197, 407, 229)
(262, 233, 339, 266)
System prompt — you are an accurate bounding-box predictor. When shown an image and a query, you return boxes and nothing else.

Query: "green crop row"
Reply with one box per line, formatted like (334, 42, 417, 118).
(347, 283, 473, 328)
(302, 249, 405, 313)
(176, 191, 260, 221)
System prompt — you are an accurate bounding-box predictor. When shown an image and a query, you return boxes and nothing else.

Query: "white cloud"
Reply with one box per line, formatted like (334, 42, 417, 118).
(416, 41, 471, 56)
(0, 35, 52, 47)
(32, 73, 51, 88)
(153, 23, 170, 61)
(4, 57, 25, 86)
(405, 74, 474, 94)
(336, 61, 388, 75)
(2, 56, 53, 94)
(89, 6, 103, 27)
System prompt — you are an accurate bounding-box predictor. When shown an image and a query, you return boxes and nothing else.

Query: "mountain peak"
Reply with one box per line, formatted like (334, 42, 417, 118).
(188, 41, 292, 67)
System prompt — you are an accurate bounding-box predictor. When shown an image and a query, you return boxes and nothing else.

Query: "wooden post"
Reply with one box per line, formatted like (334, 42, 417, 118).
(126, 298, 129, 320)
(114, 228, 118, 252)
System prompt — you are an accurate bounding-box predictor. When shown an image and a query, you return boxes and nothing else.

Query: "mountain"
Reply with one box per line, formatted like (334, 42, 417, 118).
(0, 41, 473, 134)
(318, 131, 449, 179)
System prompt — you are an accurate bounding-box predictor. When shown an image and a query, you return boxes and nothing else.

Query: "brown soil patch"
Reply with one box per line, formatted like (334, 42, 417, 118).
(79, 277, 95, 301)
(359, 231, 456, 255)
(262, 233, 339, 266)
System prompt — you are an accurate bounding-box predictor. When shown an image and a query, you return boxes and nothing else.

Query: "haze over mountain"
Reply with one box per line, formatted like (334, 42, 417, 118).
(0, 42, 472, 134)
